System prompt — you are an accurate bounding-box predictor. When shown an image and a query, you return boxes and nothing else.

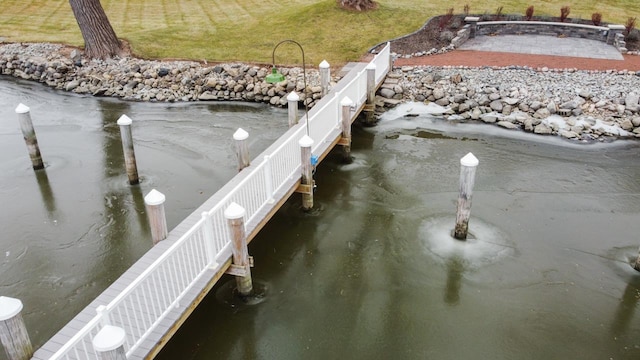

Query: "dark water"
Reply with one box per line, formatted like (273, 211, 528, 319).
(0, 77, 288, 357)
(2, 78, 640, 360)
(158, 104, 640, 359)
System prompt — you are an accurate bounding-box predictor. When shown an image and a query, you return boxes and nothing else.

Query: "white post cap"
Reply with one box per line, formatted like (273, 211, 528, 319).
(366, 63, 377, 70)
(0, 296, 23, 321)
(287, 91, 300, 102)
(15, 103, 30, 114)
(341, 96, 354, 106)
(144, 189, 166, 206)
(233, 128, 249, 141)
(92, 325, 126, 352)
(117, 114, 132, 126)
(460, 152, 479, 167)
(224, 202, 246, 220)
(319, 60, 330, 69)
(299, 135, 314, 148)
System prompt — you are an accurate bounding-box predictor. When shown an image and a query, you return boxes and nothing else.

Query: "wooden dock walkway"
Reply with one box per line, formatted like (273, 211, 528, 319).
(31, 43, 390, 360)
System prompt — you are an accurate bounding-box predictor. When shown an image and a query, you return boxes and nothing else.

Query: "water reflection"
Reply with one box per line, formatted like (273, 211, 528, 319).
(444, 256, 464, 305)
(611, 277, 640, 336)
(34, 168, 58, 220)
(98, 99, 131, 179)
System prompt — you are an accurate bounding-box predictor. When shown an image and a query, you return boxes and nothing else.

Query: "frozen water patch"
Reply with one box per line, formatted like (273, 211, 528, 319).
(378, 102, 448, 122)
(591, 119, 631, 136)
(375, 102, 636, 149)
(542, 115, 568, 130)
(420, 215, 516, 270)
(337, 155, 369, 171)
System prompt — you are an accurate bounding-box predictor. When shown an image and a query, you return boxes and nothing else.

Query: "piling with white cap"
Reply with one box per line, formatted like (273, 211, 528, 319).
(145, 189, 167, 245)
(340, 96, 354, 163)
(15, 103, 44, 170)
(117, 115, 139, 185)
(299, 135, 314, 211)
(319, 60, 330, 97)
(225, 202, 253, 297)
(0, 296, 33, 360)
(233, 128, 250, 171)
(92, 325, 127, 360)
(454, 152, 479, 240)
(364, 63, 377, 125)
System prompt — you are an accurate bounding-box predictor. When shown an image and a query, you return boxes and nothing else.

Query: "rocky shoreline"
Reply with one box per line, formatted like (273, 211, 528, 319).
(0, 43, 332, 107)
(377, 65, 640, 141)
(2, 42, 640, 141)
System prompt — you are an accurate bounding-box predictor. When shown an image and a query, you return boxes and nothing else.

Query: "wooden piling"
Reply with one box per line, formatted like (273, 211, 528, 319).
(92, 325, 127, 360)
(299, 135, 314, 211)
(14, 103, 44, 170)
(233, 128, 250, 171)
(0, 297, 33, 360)
(286, 92, 300, 128)
(224, 202, 253, 297)
(454, 153, 479, 240)
(319, 60, 330, 97)
(116, 115, 139, 185)
(339, 96, 353, 163)
(364, 63, 376, 125)
(145, 189, 168, 245)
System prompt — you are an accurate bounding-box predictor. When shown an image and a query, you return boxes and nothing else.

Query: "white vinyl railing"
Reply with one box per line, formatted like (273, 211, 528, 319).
(49, 43, 390, 360)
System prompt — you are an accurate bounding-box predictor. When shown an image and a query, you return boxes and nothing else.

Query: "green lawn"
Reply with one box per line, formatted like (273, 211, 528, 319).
(1, 0, 638, 65)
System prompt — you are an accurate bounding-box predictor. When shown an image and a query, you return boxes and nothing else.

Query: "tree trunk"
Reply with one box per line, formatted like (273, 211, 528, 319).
(68, 0, 125, 59)
(338, 0, 377, 11)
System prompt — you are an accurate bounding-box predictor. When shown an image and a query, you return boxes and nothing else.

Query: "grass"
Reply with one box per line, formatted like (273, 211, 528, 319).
(0, 0, 639, 65)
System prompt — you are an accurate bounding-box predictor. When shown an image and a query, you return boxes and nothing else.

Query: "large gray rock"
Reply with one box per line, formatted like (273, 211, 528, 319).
(379, 88, 395, 99)
(435, 98, 450, 106)
(530, 101, 542, 110)
(559, 100, 578, 110)
(470, 108, 482, 120)
(533, 108, 550, 119)
(497, 121, 518, 129)
(534, 124, 552, 134)
(65, 80, 79, 91)
(625, 92, 640, 112)
(432, 87, 445, 100)
(489, 100, 503, 112)
(480, 114, 498, 123)
(620, 118, 634, 131)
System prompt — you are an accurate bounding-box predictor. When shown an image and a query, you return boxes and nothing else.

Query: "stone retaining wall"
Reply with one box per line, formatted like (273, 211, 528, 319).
(476, 21, 609, 42)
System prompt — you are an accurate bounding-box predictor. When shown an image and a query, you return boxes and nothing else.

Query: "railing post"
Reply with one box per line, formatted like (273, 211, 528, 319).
(287, 91, 300, 128)
(145, 189, 168, 245)
(117, 115, 139, 185)
(387, 42, 393, 73)
(0, 297, 33, 360)
(319, 60, 330, 97)
(299, 135, 314, 211)
(14, 103, 44, 170)
(364, 63, 376, 125)
(201, 211, 218, 267)
(92, 325, 127, 360)
(263, 155, 274, 204)
(340, 97, 354, 163)
(454, 153, 479, 240)
(224, 202, 253, 297)
(233, 128, 250, 171)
